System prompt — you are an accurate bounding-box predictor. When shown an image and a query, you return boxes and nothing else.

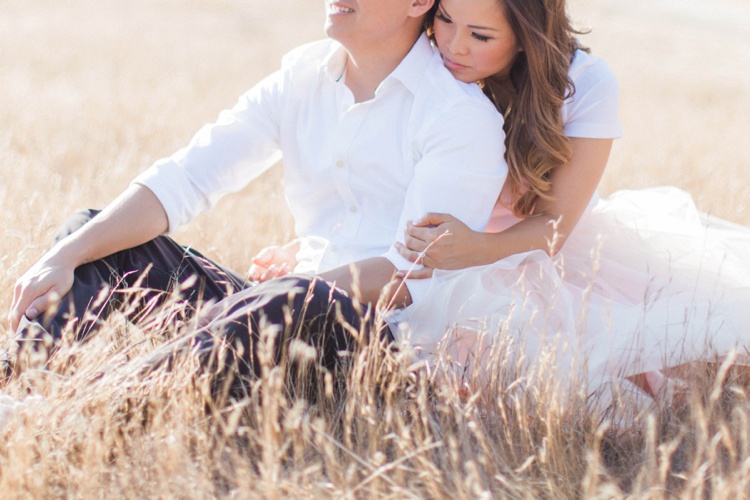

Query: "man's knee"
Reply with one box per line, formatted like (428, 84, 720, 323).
(222, 275, 321, 320)
(208, 274, 358, 361)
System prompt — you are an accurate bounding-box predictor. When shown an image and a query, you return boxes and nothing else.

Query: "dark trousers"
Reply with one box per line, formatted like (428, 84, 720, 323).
(19, 210, 386, 395)
(143, 274, 377, 400)
(38, 210, 249, 341)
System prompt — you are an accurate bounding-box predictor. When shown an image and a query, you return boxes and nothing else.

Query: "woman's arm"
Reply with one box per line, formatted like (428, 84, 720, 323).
(396, 138, 613, 276)
(9, 184, 169, 331)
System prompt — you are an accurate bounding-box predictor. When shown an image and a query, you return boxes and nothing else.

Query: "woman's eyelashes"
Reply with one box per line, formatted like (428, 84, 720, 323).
(435, 12, 451, 23)
(435, 11, 492, 43)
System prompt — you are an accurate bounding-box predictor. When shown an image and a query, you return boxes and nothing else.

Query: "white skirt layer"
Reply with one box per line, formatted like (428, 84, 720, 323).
(391, 187, 750, 392)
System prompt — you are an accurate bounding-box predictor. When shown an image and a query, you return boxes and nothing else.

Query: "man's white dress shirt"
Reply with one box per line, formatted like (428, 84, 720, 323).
(134, 33, 508, 302)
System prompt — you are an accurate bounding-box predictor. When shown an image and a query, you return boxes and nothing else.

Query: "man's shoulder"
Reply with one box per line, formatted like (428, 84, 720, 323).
(410, 59, 501, 136)
(417, 54, 498, 116)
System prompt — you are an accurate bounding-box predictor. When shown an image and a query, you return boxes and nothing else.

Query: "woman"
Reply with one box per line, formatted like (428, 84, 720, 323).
(253, 0, 750, 402)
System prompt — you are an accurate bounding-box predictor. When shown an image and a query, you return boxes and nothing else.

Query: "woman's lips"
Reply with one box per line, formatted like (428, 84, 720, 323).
(442, 56, 468, 72)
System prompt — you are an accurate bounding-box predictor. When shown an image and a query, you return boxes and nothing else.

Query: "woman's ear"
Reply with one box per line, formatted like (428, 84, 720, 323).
(409, 0, 435, 18)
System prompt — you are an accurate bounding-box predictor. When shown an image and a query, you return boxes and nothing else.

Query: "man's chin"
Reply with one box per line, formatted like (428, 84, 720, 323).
(325, 24, 338, 41)
(324, 12, 353, 33)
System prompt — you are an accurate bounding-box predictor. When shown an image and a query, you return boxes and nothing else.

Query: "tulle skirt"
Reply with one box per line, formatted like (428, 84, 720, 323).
(390, 187, 750, 398)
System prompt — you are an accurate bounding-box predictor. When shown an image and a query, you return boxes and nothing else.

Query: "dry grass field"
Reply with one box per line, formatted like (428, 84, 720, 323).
(1, 0, 749, 497)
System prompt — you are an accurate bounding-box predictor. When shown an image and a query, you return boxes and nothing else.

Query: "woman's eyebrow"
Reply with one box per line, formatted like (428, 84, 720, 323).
(439, 5, 499, 31)
(468, 24, 499, 31)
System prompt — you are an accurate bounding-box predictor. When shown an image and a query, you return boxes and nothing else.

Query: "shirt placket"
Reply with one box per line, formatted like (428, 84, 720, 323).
(329, 99, 370, 258)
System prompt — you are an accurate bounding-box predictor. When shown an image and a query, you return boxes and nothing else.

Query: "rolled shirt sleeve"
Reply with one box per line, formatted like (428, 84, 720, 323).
(132, 70, 285, 233)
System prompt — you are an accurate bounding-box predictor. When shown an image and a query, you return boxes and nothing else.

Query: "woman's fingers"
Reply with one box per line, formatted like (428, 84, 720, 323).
(407, 221, 449, 247)
(394, 241, 422, 264)
(395, 266, 434, 280)
(404, 232, 429, 254)
(406, 267, 434, 279)
(412, 212, 453, 227)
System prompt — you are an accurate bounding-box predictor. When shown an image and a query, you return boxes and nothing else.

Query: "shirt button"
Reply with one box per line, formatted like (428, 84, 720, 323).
(349, 205, 358, 213)
(336, 160, 345, 168)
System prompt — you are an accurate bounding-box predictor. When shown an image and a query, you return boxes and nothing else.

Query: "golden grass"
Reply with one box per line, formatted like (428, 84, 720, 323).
(1, 0, 750, 497)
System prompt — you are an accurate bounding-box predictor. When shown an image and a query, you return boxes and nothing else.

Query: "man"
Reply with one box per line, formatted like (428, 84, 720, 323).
(8, 0, 507, 385)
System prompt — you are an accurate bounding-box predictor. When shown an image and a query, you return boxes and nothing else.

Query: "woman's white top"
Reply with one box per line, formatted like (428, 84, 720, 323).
(486, 49, 623, 233)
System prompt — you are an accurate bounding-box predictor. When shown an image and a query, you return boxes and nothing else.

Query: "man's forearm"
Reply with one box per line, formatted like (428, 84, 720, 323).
(9, 183, 170, 331)
(318, 257, 412, 310)
(55, 183, 169, 267)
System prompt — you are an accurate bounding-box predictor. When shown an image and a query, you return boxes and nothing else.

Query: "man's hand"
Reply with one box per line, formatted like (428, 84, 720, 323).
(8, 184, 171, 333)
(247, 240, 300, 282)
(9, 248, 76, 332)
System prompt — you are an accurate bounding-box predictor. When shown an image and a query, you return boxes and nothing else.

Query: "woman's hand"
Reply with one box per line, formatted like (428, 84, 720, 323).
(247, 240, 300, 282)
(9, 249, 76, 332)
(394, 213, 486, 279)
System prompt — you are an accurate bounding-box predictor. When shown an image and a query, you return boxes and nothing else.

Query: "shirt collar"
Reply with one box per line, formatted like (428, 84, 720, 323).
(321, 40, 348, 83)
(386, 32, 435, 95)
(320, 33, 435, 94)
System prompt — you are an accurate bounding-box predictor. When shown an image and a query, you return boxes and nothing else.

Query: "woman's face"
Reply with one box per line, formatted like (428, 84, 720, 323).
(433, 0, 520, 83)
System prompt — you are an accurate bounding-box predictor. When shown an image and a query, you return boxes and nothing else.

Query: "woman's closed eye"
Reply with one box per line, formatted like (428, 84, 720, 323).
(435, 11, 492, 42)
(435, 12, 451, 24)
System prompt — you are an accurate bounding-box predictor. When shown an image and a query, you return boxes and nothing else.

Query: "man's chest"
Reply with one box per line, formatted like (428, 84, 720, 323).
(278, 83, 417, 204)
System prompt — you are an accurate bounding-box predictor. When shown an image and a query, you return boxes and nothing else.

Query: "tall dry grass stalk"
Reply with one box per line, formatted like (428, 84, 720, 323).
(1, 0, 749, 497)
(3, 288, 750, 497)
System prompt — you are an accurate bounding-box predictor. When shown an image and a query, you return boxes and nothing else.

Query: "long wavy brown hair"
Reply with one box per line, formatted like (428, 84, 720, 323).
(427, 0, 586, 217)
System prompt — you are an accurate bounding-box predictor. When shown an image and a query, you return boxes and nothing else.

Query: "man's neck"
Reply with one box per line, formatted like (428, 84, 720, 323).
(343, 32, 421, 103)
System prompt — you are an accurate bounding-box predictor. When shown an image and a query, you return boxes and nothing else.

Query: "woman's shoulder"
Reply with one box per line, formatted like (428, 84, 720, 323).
(561, 49, 623, 139)
(568, 49, 619, 91)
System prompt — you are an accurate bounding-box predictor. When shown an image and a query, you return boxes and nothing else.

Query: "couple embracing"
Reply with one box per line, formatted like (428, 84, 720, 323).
(10, 0, 750, 406)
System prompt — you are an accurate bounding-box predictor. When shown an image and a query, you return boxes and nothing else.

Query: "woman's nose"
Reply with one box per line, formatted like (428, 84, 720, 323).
(448, 32, 469, 55)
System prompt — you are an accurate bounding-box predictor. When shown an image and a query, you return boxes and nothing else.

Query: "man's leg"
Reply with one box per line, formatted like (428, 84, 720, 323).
(14, 209, 249, 361)
(142, 275, 391, 401)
